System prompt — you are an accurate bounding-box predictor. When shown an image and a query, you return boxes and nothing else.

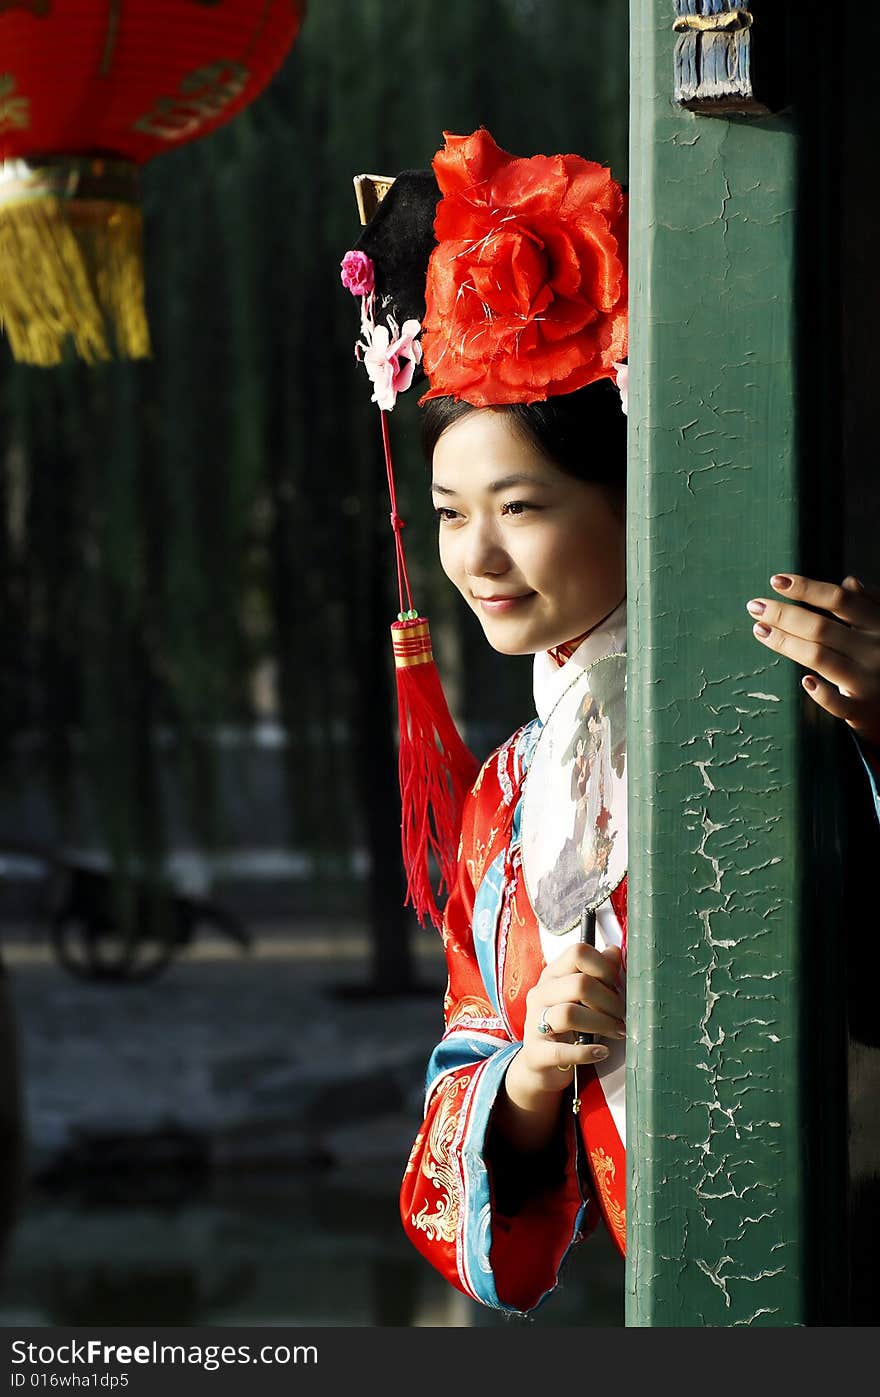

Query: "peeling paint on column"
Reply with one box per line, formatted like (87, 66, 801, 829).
(627, 1, 808, 1325)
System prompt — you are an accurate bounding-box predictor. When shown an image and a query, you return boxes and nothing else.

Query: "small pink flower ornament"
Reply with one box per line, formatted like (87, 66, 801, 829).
(613, 361, 628, 416)
(340, 250, 375, 298)
(344, 247, 422, 411)
(358, 313, 423, 412)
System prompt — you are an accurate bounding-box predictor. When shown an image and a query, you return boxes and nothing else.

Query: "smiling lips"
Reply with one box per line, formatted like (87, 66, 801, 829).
(474, 593, 535, 613)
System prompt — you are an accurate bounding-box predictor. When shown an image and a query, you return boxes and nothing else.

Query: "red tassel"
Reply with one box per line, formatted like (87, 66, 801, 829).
(392, 616, 480, 931)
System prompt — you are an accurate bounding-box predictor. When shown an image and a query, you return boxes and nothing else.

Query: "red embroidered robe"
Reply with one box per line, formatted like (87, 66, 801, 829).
(399, 716, 626, 1314)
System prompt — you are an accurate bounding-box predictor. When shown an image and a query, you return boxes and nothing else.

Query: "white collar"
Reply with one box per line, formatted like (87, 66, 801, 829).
(532, 597, 628, 724)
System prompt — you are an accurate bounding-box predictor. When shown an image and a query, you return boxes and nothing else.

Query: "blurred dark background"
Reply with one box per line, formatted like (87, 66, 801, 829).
(0, 0, 629, 1327)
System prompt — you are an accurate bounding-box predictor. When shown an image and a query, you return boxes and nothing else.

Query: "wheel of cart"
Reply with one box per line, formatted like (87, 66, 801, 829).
(45, 860, 249, 984)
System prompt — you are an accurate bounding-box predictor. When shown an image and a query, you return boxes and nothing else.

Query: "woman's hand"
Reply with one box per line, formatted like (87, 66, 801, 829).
(747, 574, 880, 749)
(506, 942, 625, 1101)
(495, 942, 625, 1154)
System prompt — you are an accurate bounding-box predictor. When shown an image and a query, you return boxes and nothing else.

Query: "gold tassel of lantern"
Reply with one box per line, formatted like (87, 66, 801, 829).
(0, 157, 150, 366)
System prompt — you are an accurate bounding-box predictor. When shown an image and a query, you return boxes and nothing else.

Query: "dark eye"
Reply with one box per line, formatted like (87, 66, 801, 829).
(434, 506, 460, 522)
(501, 500, 533, 517)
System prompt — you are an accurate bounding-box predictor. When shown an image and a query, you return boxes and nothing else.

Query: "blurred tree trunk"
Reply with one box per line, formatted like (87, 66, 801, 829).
(351, 517, 414, 995)
(0, 965, 25, 1278)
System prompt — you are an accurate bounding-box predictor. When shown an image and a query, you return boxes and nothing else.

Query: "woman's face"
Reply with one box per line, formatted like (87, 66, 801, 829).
(431, 409, 625, 656)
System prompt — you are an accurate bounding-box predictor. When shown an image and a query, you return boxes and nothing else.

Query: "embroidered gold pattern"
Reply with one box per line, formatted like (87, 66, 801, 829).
(404, 1127, 425, 1174)
(505, 856, 528, 1002)
(441, 904, 468, 957)
(467, 832, 493, 891)
(472, 756, 489, 795)
(447, 994, 496, 1029)
(410, 1074, 468, 1244)
(590, 1146, 626, 1248)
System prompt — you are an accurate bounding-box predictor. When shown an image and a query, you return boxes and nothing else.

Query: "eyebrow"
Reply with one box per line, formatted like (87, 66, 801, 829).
(431, 474, 552, 496)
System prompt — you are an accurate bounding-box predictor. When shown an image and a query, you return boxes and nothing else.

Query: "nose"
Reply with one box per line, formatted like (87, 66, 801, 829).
(464, 515, 510, 580)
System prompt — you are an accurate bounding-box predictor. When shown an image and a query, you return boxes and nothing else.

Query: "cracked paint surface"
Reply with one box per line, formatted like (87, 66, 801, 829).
(627, 1, 804, 1327)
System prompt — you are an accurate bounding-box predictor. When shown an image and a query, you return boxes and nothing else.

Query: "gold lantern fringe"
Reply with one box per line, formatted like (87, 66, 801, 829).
(0, 159, 150, 367)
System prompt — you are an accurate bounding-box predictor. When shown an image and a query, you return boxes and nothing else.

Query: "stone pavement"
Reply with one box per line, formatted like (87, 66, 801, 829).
(0, 921, 627, 1328)
(1, 922, 448, 1183)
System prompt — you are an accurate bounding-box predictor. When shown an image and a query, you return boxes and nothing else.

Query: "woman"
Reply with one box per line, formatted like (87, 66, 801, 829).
(343, 128, 880, 1315)
(406, 387, 631, 1315)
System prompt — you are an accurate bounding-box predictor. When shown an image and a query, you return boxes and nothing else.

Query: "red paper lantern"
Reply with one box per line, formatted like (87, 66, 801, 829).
(0, 1, 306, 365)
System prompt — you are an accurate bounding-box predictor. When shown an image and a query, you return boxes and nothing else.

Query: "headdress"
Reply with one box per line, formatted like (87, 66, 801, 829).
(341, 128, 628, 930)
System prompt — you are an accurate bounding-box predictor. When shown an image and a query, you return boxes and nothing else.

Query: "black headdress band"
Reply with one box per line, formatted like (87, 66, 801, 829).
(353, 169, 439, 382)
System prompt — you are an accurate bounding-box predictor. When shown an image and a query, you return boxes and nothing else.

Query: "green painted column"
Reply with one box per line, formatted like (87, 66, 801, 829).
(625, 3, 842, 1325)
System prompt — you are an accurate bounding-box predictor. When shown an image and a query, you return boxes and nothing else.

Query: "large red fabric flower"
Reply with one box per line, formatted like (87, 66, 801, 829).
(420, 129, 627, 407)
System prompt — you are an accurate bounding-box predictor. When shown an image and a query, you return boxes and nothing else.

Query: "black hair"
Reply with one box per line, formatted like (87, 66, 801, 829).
(421, 377, 626, 502)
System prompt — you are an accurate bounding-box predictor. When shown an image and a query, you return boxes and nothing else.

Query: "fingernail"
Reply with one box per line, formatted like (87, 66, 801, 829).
(746, 599, 765, 616)
(771, 574, 792, 590)
(843, 576, 862, 591)
(753, 622, 771, 638)
(803, 675, 817, 692)
(592, 1046, 609, 1061)
(615, 1028, 627, 1039)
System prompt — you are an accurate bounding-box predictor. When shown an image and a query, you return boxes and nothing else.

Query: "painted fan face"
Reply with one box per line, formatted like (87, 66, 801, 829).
(521, 652, 627, 933)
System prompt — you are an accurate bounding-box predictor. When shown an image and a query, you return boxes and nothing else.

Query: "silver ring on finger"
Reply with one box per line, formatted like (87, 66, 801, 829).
(537, 1006, 554, 1037)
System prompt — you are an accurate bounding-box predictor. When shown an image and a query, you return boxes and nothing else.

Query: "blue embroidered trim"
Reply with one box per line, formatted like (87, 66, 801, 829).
(467, 721, 543, 1015)
(459, 1043, 589, 1313)
(458, 1041, 520, 1308)
(425, 1033, 505, 1099)
(514, 717, 542, 781)
(471, 849, 507, 1016)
